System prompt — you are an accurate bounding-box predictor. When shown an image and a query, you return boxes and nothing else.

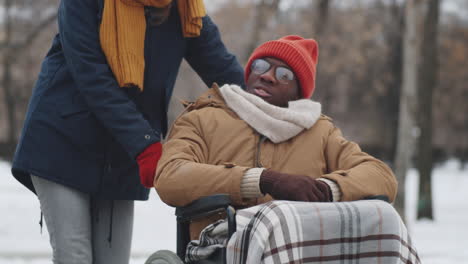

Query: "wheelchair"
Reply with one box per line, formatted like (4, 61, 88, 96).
(145, 194, 235, 264)
(144, 194, 389, 264)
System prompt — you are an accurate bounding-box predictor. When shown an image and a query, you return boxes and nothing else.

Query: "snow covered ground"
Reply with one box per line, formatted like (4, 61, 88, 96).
(0, 159, 467, 263)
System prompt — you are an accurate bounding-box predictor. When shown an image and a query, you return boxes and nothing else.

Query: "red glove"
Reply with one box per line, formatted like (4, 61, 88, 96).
(259, 170, 332, 202)
(136, 142, 163, 188)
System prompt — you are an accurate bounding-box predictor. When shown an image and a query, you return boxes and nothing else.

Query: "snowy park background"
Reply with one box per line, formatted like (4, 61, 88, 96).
(0, 159, 467, 264)
(0, 0, 467, 263)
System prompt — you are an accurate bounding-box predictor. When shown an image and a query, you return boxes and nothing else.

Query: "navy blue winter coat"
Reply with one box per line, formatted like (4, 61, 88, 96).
(11, 0, 244, 200)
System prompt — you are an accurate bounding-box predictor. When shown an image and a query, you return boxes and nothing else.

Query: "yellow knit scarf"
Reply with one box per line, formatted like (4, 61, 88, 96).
(99, 0, 206, 91)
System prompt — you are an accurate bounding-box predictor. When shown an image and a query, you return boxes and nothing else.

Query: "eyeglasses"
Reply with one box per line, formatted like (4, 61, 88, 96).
(250, 58, 295, 84)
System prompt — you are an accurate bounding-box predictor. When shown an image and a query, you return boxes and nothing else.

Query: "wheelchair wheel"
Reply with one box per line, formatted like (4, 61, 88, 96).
(144, 250, 184, 264)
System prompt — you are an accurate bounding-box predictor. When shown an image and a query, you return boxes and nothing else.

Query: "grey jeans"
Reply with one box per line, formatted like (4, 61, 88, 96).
(31, 175, 134, 264)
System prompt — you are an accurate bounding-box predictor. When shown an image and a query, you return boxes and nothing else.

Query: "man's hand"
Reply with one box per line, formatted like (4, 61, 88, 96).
(259, 170, 332, 202)
(136, 142, 163, 188)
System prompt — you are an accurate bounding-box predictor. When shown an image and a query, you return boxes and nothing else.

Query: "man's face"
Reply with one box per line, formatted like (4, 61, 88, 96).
(246, 57, 300, 107)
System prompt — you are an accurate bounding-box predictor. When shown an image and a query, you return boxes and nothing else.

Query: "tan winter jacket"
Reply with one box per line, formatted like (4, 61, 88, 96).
(155, 84, 397, 239)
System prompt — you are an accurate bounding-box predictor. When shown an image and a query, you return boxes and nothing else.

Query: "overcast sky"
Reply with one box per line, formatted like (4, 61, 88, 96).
(206, 0, 467, 21)
(0, 1, 466, 24)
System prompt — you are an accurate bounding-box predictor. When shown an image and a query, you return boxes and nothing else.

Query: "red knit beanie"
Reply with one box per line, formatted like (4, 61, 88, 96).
(245, 35, 319, 99)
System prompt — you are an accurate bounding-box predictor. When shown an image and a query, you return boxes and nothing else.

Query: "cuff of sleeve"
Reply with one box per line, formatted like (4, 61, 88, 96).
(130, 130, 161, 159)
(241, 168, 264, 199)
(317, 178, 342, 202)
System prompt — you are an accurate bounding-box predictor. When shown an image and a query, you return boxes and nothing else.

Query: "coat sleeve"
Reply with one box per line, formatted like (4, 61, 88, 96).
(57, 0, 158, 159)
(185, 15, 245, 88)
(155, 111, 250, 207)
(321, 124, 398, 202)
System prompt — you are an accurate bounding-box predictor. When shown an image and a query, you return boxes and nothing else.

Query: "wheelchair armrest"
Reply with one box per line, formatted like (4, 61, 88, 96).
(362, 195, 390, 202)
(175, 194, 232, 222)
(175, 194, 235, 261)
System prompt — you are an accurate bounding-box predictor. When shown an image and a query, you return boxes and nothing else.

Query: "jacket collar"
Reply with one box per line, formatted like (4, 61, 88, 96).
(183, 83, 234, 113)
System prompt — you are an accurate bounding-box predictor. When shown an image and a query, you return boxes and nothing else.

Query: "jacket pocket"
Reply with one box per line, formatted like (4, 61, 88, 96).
(59, 90, 90, 118)
(57, 95, 105, 161)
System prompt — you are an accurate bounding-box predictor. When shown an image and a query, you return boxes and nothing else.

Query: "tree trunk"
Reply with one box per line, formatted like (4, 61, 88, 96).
(417, 0, 440, 220)
(314, 0, 331, 36)
(314, 0, 332, 115)
(393, 0, 425, 222)
(245, 0, 281, 62)
(3, 0, 16, 145)
(387, 1, 404, 167)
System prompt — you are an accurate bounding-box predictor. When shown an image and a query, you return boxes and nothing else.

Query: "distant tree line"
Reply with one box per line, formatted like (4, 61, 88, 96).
(207, 0, 467, 166)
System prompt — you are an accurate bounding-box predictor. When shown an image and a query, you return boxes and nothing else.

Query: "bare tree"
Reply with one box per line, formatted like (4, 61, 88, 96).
(417, 0, 440, 220)
(393, 0, 426, 222)
(385, 0, 404, 166)
(0, 0, 58, 159)
(245, 0, 281, 62)
(314, 0, 331, 36)
(2, 0, 15, 148)
(314, 0, 333, 115)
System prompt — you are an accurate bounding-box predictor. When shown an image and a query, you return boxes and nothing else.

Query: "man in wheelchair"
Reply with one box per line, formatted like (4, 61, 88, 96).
(154, 35, 419, 264)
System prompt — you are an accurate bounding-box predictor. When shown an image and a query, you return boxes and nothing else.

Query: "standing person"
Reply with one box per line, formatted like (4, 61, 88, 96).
(11, 0, 244, 263)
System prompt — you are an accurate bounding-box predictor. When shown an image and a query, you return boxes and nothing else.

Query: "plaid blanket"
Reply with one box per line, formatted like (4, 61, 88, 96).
(226, 200, 420, 264)
(186, 200, 420, 264)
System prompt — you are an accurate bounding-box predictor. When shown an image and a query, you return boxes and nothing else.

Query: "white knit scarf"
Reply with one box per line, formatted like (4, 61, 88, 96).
(219, 84, 321, 143)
